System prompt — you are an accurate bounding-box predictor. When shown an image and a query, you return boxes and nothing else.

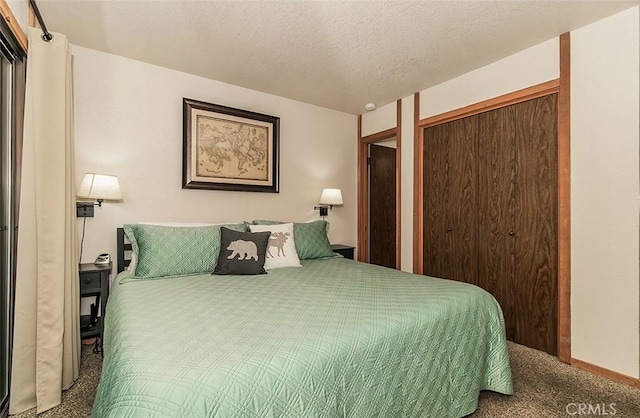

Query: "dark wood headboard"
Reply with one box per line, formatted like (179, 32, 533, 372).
(116, 227, 132, 273)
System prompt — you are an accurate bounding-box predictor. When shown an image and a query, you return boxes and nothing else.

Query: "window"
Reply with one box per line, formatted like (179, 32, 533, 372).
(0, 14, 26, 415)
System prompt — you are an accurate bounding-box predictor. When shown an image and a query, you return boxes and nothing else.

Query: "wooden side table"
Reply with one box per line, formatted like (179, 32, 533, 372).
(330, 244, 355, 260)
(79, 263, 111, 351)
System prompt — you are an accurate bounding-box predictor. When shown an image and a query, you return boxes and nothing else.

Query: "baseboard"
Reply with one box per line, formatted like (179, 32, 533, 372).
(571, 358, 640, 389)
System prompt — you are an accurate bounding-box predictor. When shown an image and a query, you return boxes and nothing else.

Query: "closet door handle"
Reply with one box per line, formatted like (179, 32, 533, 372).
(446, 228, 452, 233)
(508, 231, 515, 236)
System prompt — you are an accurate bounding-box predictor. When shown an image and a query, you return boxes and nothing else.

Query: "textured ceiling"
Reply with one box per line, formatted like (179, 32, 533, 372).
(38, 0, 639, 114)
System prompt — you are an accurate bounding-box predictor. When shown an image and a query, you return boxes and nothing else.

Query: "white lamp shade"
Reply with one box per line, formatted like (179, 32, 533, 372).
(77, 173, 122, 201)
(319, 188, 343, 206)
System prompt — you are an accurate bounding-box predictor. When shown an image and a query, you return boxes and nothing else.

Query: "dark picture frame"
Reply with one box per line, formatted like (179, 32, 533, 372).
(182, 98, 280, 193)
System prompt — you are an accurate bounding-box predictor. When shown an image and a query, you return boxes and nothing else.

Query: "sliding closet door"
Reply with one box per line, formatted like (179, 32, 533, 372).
(513, 94, 558, 355)
(423, 117, 478, 284)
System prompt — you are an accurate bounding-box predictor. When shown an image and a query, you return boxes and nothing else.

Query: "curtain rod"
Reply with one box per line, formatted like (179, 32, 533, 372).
(28, 0, 53, 42)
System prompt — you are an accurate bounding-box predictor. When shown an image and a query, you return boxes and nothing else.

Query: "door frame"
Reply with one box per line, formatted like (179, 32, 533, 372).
(413, 33, 571, 362)
(357, 99, 402, 268)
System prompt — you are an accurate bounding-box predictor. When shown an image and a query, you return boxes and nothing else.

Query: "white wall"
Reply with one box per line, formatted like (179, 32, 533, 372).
(373, 138, 397, 149)
(361, 101, 396, 137)
(400, 94, 414, 272)
(420, 37, 559, 118)
(72, 46, 357, 267)
(571, 6, 640, 378)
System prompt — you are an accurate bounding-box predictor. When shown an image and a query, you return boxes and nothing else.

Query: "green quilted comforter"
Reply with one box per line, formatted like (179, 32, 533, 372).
(92, 258, 512, 417)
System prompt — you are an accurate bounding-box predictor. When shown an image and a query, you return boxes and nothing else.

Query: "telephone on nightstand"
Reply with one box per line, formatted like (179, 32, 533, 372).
(94, 253, 111, 265)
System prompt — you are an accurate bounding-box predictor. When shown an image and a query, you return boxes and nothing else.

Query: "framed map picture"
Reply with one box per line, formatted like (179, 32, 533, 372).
(182, 98, 280, 193)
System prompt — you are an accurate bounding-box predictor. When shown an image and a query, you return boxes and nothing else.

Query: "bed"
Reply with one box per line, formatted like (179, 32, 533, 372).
(92, 222, 512, 417)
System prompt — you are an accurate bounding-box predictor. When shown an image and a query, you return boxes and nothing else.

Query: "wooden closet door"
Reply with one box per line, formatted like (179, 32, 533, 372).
(423, 123, 450, 279)
(446, 117, 478, 284)
(477, 105, 518, 341)
(513, 94, 558, 355)
(423, 117, 478, 284)
(477, 95, 558, 355)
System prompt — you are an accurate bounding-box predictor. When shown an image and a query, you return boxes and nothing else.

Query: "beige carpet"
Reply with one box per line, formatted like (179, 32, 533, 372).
(11, 342, 640, 417)
(473, 344, 640, 417)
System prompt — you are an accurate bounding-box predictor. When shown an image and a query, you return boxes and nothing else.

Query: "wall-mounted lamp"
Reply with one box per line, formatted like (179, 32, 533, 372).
(314, 188, 343, 217)
(76, 173, 123, 263)
(76, 173, 123, 217)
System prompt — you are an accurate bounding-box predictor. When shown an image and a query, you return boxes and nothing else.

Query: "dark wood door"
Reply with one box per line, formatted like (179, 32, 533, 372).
(423, 94, 558, 356)
(423, 123, 449, 279)
(423, 117, 478, 284)
(512, 94, 558, 355)
(477, 105, 519, 343)
(477, 95, 558, 355)
(369, 144, 396, 268)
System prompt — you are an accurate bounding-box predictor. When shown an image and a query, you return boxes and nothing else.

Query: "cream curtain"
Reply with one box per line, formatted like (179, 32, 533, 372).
(9, 28, 79, 415)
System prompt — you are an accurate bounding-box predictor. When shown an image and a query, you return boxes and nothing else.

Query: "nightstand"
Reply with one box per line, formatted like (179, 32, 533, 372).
(331, 244, 355, 260)
(79, 263, 111, 349)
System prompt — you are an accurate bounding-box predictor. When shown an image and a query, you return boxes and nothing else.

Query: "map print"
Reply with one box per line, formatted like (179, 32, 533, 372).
(196, 114, 269, 181)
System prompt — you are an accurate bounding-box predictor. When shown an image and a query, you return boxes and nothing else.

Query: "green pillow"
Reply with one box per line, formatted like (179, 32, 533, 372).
(124, 223, 247, 278)
(251, 220, 334, 260)
(251, 219, 284, 226)
(293, 221, 334, 259)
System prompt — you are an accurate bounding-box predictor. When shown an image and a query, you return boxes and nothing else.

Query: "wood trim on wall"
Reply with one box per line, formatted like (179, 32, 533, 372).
(413, 92, 423, 274)
(571, 358, 640, 389)
(395, 99, 402, 270)
(357, 115, 366, 262)
(361, 127, 397, 144)
(0, 0, 27, 51)
(557, 32, 572, 365)
(28, 3, 35, 28)
(419, 79, 560, 128)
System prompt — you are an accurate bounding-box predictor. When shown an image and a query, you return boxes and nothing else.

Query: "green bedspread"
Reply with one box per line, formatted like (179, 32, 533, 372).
(92, 258, 512, 417)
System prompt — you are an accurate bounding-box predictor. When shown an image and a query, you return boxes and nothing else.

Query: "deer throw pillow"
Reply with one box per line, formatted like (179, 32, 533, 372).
(213, 227, 271, 275)
(249, 223, 302, 270)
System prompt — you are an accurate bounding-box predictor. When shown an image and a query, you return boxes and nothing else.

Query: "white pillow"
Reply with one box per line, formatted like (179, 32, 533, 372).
(249, 223, 301, 270)
(138, 221, 216, 227)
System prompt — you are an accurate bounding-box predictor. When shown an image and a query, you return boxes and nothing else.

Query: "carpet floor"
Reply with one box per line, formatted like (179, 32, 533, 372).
(11, 342, 640, 417)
